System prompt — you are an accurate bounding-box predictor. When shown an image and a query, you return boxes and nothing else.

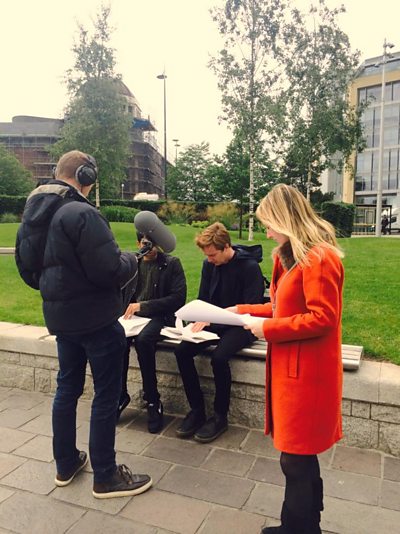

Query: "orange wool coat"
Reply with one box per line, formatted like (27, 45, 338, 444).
(238, 245, 344, 455)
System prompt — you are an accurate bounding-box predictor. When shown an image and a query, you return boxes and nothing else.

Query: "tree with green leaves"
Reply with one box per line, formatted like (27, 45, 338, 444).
(167, 142, 214, 202)
(209, 0, 287, 240)
(210, 131, 276, 237)
(51, 5, 131, 202)
(280, 0, 365, 199)
(0, 145, 33, 196)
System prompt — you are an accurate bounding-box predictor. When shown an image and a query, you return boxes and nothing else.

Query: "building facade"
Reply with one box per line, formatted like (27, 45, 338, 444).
(342, 52, 400, 214)
(0, 81, 165, 198)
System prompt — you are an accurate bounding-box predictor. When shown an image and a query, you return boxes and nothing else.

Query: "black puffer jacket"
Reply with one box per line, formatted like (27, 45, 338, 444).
(15, 180, 137, 335)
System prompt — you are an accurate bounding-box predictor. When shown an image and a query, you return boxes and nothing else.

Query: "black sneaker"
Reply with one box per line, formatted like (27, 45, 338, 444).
(55, 451, 88, 487)
(117, 392, 131, 421)
(92, 464, 152, 499)
(176, 409, 206, 438)
(147, 401, 163, 433)
(194, 414, 228, 443)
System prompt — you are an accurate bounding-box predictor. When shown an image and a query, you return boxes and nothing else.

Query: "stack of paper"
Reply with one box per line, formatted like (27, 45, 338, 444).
(118, 315, 151, 337)
(175, 299, 260, 327)
(161, 321, 219, 344)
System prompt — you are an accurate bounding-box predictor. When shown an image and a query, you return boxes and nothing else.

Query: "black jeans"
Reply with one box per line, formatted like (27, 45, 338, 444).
(121, 317, 165, 405)
(174, 325, 254, 415)
(53, 320, 126, 483)
(280, 452, 323, 531)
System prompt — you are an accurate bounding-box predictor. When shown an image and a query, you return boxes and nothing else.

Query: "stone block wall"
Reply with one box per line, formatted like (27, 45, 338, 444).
(0, 322, 399, 457)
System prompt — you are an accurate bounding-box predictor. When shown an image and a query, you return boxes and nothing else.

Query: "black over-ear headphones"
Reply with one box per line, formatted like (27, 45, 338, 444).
(75, 154, 98, 186)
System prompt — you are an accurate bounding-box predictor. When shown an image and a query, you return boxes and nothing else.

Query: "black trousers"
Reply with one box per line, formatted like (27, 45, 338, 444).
(174, 325, 254, 416)
(279, 452, 323, 532)
(121, 317, 165, 405)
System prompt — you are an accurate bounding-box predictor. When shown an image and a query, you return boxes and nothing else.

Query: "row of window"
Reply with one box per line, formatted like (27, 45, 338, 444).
(358, 80, 400, 104)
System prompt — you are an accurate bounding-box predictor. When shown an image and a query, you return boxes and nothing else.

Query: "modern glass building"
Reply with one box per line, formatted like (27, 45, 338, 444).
(342, 52, 400, 213)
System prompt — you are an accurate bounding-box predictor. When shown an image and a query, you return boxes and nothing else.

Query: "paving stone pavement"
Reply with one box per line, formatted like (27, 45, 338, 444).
(0, 386, 399, 534)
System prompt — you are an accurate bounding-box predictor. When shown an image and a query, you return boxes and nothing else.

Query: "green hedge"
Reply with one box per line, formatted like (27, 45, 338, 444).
(321, 201, 355, 238)
(99, 205, 140, 223)
(0, 195, 27, 217)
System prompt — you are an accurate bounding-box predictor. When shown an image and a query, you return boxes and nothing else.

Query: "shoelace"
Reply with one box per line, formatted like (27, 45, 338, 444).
(117, 464, 134, 482)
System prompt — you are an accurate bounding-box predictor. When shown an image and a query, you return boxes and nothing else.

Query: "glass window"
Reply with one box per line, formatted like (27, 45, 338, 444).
(384, 103, 399, 126)
(393, 82, 400, 101)
(389, 172, 398, 189)
(358, 88, 367, 104)
(367, 85, 381, 102)
(385, 127, 398, 145)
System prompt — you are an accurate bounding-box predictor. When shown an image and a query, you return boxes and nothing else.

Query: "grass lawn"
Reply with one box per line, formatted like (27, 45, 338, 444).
(0, 222, 399, 365)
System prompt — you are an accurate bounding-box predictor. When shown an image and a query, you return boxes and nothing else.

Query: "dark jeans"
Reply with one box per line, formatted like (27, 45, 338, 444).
(52, 320, 126, 483)
(121, 317, 165, 405)
(174, 325, 254, 415)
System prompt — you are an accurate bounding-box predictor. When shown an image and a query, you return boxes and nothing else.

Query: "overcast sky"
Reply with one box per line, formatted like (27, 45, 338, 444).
(1, 0, 399, 158)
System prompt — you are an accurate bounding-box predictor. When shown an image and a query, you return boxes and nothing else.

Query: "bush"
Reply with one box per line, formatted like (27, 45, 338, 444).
(101, 198, 164, 213)
(0, 212, 20, 223)
(321, 201, 355, 238)
(157, 202, 197, 224)
(206, 203, 239, 230)
(0, 195, 28, 216)
(191, 220, 209, 228)
(100, 205, 140, 223)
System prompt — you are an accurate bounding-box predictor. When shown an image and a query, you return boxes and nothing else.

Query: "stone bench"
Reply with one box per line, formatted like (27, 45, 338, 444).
(0, 321, 399, 457)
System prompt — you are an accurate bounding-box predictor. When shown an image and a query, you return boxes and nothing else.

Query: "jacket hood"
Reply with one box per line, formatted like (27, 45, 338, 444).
(232, 244, 263, 263)
(22, 181, 83, 227)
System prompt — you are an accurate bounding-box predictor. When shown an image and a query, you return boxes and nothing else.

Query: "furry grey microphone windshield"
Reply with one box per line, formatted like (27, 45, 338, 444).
(134, 211, 176, 253)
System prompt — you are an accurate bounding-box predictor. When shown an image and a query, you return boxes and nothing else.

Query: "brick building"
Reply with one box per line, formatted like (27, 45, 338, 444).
(0, 81, 165, 198)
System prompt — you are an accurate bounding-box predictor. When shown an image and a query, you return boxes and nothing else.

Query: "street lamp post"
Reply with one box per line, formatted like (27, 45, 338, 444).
(375, 38, 395, 237)
(121, 183, 125, 201)
(157, 72, 168, 198)
(172, 138, 180, 164)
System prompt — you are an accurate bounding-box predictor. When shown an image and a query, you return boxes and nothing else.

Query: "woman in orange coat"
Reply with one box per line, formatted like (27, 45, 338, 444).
(230, 184, 344, 534)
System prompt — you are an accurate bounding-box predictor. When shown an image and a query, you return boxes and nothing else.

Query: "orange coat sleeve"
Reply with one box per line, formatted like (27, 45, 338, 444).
(237, 302, 273, 318)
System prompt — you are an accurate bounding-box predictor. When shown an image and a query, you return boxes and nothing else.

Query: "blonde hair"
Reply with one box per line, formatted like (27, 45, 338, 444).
(55, 150, 91, 180)
(256, 184, 344, 265)
(195, 222, 231, 250)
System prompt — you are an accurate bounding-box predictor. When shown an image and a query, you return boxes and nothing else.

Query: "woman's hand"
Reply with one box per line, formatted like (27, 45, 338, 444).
(225, 306, 238, 313)
(123, 302, 141, 319)
(190, 321, 210, 333)
(244, 319, 265, 339)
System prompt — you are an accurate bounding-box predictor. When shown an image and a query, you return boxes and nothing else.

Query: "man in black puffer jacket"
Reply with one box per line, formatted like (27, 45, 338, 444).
(15, 150, 152, 499)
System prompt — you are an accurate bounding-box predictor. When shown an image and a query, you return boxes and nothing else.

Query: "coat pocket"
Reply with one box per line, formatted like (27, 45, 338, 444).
(288, 342, 300, 378)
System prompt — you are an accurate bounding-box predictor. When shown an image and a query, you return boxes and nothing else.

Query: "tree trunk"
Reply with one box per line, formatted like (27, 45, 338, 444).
(306, 163, 312, 202)
(95, 180, 100, 208)
(239, 204, 243, 239)
(248, 150, 255, 241)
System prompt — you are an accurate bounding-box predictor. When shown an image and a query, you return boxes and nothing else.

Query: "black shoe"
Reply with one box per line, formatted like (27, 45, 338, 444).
(117, 392, 131, 421)
(147, 401, 163, 433)
(194, 413, 228, 443)
(261, 527, 285, 533)
(176, 409, 206, 438)
(93, 464, 152, 499)
(55, 450, 88, 487)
